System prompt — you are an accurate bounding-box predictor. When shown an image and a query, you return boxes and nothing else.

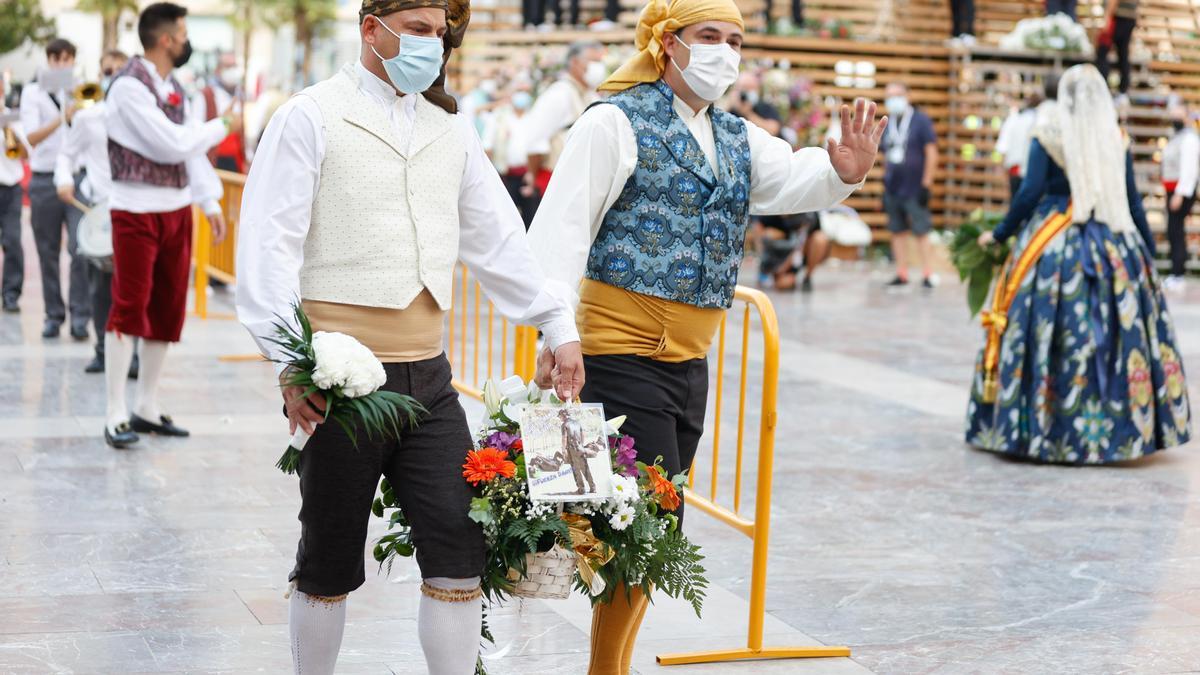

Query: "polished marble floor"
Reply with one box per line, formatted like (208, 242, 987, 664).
(1, 237, 1199, 674)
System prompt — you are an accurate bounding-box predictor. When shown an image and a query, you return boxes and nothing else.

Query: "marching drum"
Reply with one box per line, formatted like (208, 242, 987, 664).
(76, 199, 114, 272)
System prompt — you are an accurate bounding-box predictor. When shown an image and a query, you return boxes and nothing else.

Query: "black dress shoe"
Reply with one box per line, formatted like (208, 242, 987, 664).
(128, 354, 140, 380)
(130, 413, 190, 437)
(2, 298, 17, 313)
(70, 323, 89, 341)
(84, 354, 105, 374)
(105, 422, 140, 449)
(42, 321, 61, 339)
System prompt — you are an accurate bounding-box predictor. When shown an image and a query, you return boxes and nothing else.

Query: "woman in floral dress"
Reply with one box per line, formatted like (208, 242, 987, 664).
(966, 64, 1191, 463)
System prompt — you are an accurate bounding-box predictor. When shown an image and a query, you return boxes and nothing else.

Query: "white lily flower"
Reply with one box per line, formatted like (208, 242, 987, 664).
(526, 380, 542, 403)
(501, 400, 528, 423)
(482, 379, 503, 418)
(498, 375, 527, 401)
(605, 415, 627, 435)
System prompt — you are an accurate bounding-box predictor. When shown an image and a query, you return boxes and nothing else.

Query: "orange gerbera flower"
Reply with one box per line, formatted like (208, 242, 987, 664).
(646, 466, 681, 511)
(462, 447, 517, 485)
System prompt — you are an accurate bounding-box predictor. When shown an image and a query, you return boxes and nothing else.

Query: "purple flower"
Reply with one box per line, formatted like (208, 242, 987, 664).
(484, 431, 519, 453)
(611, 434, 639, 477)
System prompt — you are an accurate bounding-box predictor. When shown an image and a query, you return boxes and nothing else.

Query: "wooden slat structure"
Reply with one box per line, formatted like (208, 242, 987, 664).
(453, 0, 1200, 252)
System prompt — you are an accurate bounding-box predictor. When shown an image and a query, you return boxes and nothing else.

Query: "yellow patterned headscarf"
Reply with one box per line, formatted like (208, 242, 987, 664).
(598, 0, 744, 93)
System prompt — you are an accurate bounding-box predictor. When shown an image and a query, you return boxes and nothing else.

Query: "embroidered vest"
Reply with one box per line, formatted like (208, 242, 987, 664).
(585, 81, 752, 309)
(107, 58, 188, 189)
(299, 64, 465, 311)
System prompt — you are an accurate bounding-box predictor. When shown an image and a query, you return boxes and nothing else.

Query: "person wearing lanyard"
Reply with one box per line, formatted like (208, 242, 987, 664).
(527, 0, 885, 668)
(881, 81, 938, 289)
(20, 38, 92, 340)
(1161, 103, 1199, 292)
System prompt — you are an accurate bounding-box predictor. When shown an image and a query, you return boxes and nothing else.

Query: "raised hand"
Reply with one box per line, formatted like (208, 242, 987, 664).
(827, 98, 888, 185)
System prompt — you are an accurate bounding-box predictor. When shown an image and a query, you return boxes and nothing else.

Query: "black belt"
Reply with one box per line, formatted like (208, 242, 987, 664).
(32, 171, 54, 177)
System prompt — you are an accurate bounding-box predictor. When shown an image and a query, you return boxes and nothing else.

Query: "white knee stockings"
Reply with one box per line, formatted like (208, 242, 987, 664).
(289, 589, 347, 675)
(104, 336, 169, 432)
(287, 577, 482, 675)
(419, 576, 483, 675)
(104, 333, 135, 431)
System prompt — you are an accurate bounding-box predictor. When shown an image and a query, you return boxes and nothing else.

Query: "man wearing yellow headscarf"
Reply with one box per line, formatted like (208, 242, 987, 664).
(528, 0, 886, 671)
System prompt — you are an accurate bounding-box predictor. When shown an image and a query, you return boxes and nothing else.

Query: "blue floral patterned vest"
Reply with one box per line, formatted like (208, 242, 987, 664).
(584, 80, 752, 309)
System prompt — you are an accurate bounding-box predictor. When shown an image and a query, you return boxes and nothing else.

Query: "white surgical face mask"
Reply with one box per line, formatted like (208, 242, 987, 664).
(584, 60, 607, 89)
(885, 96, 909, 117)
(370, 18, 445, 95)
(671, 36, 740, 103)
(218, 67, 243, 89)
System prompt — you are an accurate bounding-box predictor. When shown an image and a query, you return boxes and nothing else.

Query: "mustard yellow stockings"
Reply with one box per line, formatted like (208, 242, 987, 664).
(588, 584, 651, 675)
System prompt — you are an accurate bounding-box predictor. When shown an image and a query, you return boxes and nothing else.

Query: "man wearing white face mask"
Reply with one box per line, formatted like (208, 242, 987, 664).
(194, 52, 248, 172)
(484, 88, 537, 226)
(236, 1, 584, 672)
(527, 0, 886, 670)
(521, 40, 606, 204)
(880, 81, 938, 289)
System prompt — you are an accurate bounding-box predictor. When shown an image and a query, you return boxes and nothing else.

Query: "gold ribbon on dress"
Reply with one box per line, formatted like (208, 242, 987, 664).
(562, 513, 616, 595)
(979, 206, 1074, 403)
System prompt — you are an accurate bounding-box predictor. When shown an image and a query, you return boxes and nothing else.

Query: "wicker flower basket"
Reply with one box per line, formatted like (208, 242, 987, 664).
(511, 545, 576, 600)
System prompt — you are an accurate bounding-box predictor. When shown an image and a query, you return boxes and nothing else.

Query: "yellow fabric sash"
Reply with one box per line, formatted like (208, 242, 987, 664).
(562, 513, 616, 595)
(979, 205, 1074, 402)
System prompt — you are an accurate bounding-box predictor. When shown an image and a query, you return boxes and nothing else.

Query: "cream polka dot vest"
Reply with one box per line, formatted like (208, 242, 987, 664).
(298, 64, 465, 311)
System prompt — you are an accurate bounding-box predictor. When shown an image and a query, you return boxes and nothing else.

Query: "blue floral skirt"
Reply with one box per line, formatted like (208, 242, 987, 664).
(966, 202, 1191, 464)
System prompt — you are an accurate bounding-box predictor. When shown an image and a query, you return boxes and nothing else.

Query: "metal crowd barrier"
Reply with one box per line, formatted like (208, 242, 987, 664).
(446, 270, 851, 667)
(445, 265, 540, 399)
(192, 169, 245, 321)
(657, 286, 850, 666)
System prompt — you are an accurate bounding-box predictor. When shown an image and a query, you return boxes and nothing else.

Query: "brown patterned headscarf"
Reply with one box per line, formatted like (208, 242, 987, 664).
(360, 0, 471, 114)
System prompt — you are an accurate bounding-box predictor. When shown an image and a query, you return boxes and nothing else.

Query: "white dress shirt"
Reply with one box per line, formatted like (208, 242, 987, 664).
(1163, 127, 1200, 198)
(0, 108, 22, 186)
(236, 62, 580, 368)
(18, 82, 67, 173)
(996, 107, 1037, 176)
(105, 57, 225, 215)
(527, 93, 861, 304)
(190, 82, 239, 122)
(0, 156, 22, 187)
(523, 78, 595, 156)
(482, 106, 530, 174)
(54, 103, 111, 202)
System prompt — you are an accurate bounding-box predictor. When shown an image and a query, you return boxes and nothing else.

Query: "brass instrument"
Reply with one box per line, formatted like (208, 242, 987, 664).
(1, 75, 24, 160)
(3, 126, 24, 160)
(73, 82, 103, 109)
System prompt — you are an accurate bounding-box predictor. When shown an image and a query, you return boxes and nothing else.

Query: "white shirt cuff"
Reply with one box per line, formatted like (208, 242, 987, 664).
(540, 316, 580, 353)
(202, 199, 221, 216)
(203, 118, 229, 149)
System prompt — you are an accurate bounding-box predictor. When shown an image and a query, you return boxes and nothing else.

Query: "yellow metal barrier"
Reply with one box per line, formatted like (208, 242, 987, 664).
(445, 271, 850, 666)
(657, 286, 850, 665)
(192, 169, 245, 321)
(446, 265, 538, 399)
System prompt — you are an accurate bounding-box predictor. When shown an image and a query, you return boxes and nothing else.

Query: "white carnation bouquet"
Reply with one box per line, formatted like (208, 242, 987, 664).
(266, 303, 426, 475)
